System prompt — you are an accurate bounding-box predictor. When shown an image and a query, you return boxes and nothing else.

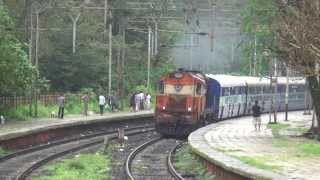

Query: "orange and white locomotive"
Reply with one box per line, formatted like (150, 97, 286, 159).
(155, 69, 209, 137)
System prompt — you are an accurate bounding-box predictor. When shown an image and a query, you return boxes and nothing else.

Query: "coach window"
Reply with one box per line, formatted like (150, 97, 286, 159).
(222, 88, 230, 96)
(196, 83, 201, 95)
(158, 81, 164, 94)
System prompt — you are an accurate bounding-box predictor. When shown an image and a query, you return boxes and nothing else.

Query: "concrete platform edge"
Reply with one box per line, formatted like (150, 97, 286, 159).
(0, 112, 154, 142)
(188, 123, 287, 180)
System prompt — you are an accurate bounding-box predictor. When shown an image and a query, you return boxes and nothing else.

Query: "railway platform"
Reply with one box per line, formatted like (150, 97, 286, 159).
(189, 111, 319, 180)
(0, 110, 153, 142)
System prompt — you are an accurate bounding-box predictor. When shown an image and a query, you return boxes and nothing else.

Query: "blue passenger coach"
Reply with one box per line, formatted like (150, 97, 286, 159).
(205, 75, 247, 120)
(205, 75, 307, 121)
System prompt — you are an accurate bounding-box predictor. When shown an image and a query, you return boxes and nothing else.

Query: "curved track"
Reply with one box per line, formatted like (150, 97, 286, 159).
(125, 137, 184, 180)
(0, 124, 154, 180)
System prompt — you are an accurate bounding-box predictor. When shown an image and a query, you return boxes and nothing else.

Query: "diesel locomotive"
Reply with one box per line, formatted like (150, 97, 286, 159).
(155, 69, 307, 137)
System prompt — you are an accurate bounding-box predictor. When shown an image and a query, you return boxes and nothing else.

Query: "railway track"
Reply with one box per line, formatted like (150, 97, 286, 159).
(0, 124, 154, 180)
(125, 137, 184, 180)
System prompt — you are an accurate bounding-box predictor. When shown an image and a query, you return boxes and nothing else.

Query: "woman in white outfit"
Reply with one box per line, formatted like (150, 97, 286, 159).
(145, 93, 151, 110)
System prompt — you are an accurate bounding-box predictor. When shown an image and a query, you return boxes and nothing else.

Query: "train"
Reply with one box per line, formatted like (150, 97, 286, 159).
(155, 69, 307, 137)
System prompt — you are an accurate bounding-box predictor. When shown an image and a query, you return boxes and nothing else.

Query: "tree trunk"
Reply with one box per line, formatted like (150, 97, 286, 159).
(308, 76, 320, 134)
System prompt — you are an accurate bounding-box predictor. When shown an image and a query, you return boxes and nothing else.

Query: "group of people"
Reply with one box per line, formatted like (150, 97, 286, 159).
(130, 91, 152, 112)
(56, 93, 119, 119)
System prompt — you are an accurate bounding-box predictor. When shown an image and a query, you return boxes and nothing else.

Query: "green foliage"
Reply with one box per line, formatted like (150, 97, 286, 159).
(0, 3, 36, 96)
(36, 153, 111, 180)
(240, 0, 279, 75)
(174, 145, 215, 180)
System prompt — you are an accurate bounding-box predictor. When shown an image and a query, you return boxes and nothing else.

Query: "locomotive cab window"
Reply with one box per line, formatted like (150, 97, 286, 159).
(157, 81, 164, 94)
(196, 83, 201, 95)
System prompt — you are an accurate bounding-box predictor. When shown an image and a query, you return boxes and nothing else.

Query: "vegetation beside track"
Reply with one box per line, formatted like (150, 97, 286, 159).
(174, 145, 215, 180)
(0, 147, 9, 156)
(36, 153, 111, 180)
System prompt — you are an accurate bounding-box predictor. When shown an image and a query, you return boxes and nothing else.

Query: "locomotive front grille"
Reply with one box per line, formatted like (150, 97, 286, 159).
(167, 95, 187, 112)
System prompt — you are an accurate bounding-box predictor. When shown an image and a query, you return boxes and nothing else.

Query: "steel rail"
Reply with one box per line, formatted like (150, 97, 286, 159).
(0, 124, 154, 163)
(16, 128, 155, 180)
(125, 137, 163, 180)
(167, 142, 185, 180)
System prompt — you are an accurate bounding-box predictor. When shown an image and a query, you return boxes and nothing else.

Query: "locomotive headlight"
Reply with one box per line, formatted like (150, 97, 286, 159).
(187, 107, 192, 112)
(162, 106, 166, 110)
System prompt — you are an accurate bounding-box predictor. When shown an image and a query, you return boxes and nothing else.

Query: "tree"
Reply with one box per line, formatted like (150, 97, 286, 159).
(241, 0, 279, 76)
(276, 0, 320, 133)
(0, 2, 36, 96)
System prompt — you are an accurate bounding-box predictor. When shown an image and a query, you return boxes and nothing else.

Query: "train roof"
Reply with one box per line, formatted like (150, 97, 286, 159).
(206, 74, 305, 87)
(206, 74, 247, 87)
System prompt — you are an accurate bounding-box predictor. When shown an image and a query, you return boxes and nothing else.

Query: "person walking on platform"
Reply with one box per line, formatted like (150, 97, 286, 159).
(99, 94, 106, 115)
(134, 93, 140, 112)
(252, 100, 262, 131)
(57, 94, 65, 119)
(145, 93, 152, 110)
(82, 93, 89, 116)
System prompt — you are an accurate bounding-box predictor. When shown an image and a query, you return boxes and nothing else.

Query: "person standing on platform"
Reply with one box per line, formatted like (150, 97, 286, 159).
(134, 93, 140, 112)
(57, 94, 65, 119)
(252, 100, 262, 131)
(82, 93, 89, 116)
(145, 93, 151, 110)
(99, 94, 106, 115)
(139, 91, 145, 110)
(129, 92, 136, 112)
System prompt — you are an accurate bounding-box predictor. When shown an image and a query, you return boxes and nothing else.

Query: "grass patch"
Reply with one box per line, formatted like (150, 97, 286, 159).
(0, 147, 9, 156)
(235, 156, 280, 171)
(36, 153, 111, 180)
(267, 123, 290, 137)
(175, 145, 215, 180)
(215, 147, 242, 153)
(296, 143, 320, 155)
(272, 137, 320, 157)
(287, 127, 309, 133)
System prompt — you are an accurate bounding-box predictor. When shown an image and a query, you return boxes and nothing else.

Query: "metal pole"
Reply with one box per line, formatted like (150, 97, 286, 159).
(108, 12, 112, 97)
(147, 25, 151, 89)
(155, 22, 158, 55)
(274, 58, 278, 123)
(35, 11, 39, 69)
(29, 12, 33, 116)
(231, 43, 234, 63)
(121, 28, 126, 110)
(34, 10, 40, 117)
(285, 66, 289, 121)
(151, 27, 154, 57)
(71, 14, 80, 54)
(190, 35, 193, 70)
(253, 34, 257, 76)
(303, 80, 308, 115)
(210, 4, 215, 52)
(104, 0, 108, 25)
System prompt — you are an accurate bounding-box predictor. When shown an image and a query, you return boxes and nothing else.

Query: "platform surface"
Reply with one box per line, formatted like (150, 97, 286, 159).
(0, 110, 154, 141)
(189, 111, 319, 180)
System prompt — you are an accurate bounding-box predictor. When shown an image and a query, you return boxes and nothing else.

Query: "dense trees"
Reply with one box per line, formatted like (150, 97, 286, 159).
(2, 0, 178, 98)
(276, 0, 320, 132)
(0, 2, 36, 96)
